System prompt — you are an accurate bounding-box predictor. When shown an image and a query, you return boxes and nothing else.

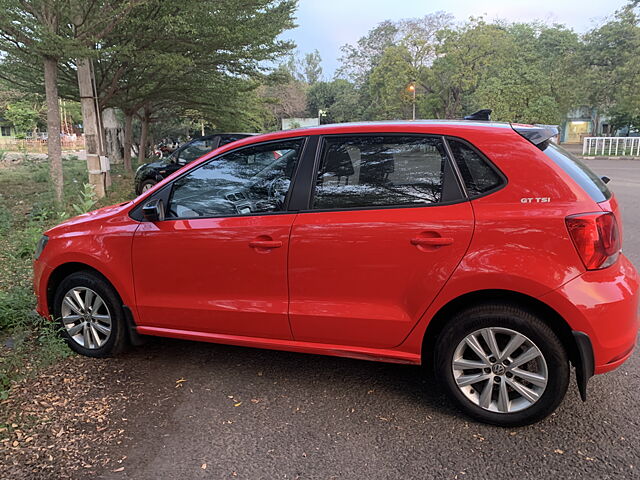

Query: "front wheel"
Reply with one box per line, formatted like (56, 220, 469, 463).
(53, 271, 126, 358)
(140, 178, 158, 193)
(435, 304, 569, 427)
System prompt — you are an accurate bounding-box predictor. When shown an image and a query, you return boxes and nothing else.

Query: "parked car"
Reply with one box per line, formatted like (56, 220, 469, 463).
(34, 118, 638, 426)
(134, 133, 255, 194)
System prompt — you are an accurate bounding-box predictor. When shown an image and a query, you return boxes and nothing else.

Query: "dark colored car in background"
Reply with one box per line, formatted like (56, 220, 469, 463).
(134, 133, 255, 194)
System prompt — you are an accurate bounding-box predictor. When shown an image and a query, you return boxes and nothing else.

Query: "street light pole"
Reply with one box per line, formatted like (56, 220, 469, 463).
(408, 84, 416, 120)
(318, 109, 327, 125)
(412, 86, 416, 121)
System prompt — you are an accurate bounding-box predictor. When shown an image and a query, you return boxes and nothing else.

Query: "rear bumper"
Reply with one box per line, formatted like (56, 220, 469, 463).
(540, 254, 639, 375)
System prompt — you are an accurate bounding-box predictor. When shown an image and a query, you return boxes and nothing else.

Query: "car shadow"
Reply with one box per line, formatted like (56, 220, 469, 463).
(119, 334, 459, 418)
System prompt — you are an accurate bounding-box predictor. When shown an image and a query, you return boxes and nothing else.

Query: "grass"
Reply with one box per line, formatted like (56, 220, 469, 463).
(0, 155, 138, 398)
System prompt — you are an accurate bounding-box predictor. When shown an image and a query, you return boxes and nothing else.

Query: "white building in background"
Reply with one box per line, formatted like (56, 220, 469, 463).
(282, 117, 320, 130)
(561, 107, 611, 143)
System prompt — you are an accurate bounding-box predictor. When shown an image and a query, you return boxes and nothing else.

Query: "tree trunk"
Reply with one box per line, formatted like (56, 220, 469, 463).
(123, 111, 133, 173)
(139, 104, 150, 162)
(43, 56, 63, 205)
(77, 59, 106, 198)
(102, 108, 124, 164)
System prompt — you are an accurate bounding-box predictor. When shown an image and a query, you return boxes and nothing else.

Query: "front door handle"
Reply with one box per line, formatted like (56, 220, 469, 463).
(249, 239, 283, 249)
(410, 237, 454, 247)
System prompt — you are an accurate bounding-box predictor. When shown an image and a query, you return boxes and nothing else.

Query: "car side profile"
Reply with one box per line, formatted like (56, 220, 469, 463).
(134, 133, 255, 194)
(34, 119, 638, 426)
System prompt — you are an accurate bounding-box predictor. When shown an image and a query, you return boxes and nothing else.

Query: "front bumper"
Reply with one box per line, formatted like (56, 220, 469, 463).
(541, 254, 639, 375)
(33, 258, 53, 318)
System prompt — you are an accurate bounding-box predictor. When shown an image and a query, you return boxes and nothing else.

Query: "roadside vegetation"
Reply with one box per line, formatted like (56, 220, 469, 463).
(0, 156, 135, 399)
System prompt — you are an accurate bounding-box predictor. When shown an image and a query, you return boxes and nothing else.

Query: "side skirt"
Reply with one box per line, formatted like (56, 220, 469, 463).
(136, 326, 421, 365)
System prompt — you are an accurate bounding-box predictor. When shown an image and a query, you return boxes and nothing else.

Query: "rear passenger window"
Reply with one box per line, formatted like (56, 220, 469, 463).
(312, 135, 447, 210)
(448, 139, 503, 197)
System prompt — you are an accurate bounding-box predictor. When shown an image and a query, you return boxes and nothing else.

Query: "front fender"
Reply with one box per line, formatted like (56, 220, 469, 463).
(36, 212, 140, 317)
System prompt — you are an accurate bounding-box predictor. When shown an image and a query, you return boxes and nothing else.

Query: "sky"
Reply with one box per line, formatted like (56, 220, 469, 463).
(283, 0, 630, 76)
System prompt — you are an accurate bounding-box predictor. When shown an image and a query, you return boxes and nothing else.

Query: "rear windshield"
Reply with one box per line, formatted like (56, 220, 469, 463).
(542, 143, 611, 202)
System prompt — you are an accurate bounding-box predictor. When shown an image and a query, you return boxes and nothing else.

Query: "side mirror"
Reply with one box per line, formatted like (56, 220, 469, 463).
(142, 199, 165, 222)
(601, 176, 611, 184)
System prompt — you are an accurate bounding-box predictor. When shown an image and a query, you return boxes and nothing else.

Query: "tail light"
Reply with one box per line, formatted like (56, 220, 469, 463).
(565, 212, 621, 270)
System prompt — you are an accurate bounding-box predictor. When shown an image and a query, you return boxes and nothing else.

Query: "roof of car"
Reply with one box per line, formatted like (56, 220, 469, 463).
(212, 119, 558, 154)
(187, 133, 256, 142)
(291, 120, 514, 131)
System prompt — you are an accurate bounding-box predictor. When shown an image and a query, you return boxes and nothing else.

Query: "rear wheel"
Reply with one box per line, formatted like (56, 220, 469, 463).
(53, 271, 126, 357)
(435, 304, 569, 426)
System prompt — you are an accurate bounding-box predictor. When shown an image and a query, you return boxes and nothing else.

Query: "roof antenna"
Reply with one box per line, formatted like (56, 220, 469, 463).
(464, 109, 492, 121)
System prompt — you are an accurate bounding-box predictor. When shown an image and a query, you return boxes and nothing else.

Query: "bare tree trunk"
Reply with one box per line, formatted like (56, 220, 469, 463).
(77, 59, 106, 198)
(139, 104, 150, 162)
(123, 111, 133, 173)
(102, 108, 124, 164)
(43, 56, 63, 205)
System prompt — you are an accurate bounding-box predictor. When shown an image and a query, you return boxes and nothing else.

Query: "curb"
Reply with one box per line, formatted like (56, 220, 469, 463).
(579, 156, 640, 161)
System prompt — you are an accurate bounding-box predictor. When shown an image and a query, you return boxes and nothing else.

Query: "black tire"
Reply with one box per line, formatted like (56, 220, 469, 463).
(435, 303, 569, 427)
(53, 271, 127, 358)
(138, 178, 158, 195)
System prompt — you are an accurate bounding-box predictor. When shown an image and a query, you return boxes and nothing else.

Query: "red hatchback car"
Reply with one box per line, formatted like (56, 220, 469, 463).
(33, 119, 638, 426)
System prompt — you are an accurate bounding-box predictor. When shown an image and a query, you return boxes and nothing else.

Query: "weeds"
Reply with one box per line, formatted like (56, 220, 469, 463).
(0, 156, 135, 398)
(72, 183, 97, 214)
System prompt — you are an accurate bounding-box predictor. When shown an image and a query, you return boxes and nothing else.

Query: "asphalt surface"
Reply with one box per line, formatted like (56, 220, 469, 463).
(99, 159, 640, 480)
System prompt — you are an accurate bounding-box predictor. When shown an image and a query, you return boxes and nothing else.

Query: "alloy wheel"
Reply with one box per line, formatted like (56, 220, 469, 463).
(451, 327, 548, 413)
(60, 287, 112, 349)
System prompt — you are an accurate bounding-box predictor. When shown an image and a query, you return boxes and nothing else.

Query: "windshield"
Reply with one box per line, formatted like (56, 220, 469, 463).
(542, 143, 611, 203)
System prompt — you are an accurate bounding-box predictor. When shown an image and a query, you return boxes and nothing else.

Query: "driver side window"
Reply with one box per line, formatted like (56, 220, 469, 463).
(167, 139, 304, 219)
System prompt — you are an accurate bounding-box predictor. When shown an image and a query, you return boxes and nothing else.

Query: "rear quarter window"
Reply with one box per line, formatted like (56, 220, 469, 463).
(447, 139, 504, 197)
(542, 144, 611, 202)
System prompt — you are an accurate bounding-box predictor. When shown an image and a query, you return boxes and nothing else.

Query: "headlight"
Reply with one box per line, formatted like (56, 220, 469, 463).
(35, 235, 49, 259)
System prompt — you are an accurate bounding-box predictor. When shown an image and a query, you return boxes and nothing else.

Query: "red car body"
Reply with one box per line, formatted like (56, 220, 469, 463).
(34, 121, 638, 408)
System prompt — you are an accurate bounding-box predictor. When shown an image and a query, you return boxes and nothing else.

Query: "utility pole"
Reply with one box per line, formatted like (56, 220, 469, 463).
(77, 58, 109, 198)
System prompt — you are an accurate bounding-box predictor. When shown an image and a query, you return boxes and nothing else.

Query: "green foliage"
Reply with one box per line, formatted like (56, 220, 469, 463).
(90, 0, 298, 131)
(580, 3, 640, 132)
(0, 1, 299, 139)
(0, 158, 136, 397)
(368, 45, 415, 120)
(71, 183, 98, 215)
(0, 297, 71, 398)
(4, 100, 41, 136)
(327, 6, 640, 127)
(307, 79, 362, 123)
(0, 183, 72, 398)
(466, 22, 582, 124)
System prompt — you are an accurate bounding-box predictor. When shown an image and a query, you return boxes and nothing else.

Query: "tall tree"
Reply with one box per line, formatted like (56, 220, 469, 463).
(0, 0, 73, 203)
(581, 2, 640, 132)
(368, 45, 414, 119)
(307, 79, 362, 123)
(92, 0, 297, 170)
(0, 0, 140, 202)
(301, 50, 323, 85)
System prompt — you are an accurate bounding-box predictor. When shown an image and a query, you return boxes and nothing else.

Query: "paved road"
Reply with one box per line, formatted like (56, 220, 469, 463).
(100, 159, 640, 480)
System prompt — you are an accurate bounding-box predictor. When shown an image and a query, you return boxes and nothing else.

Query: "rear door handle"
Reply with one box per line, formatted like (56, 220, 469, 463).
(410, 237, 454, 247)
(249, 240, 283, 249)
